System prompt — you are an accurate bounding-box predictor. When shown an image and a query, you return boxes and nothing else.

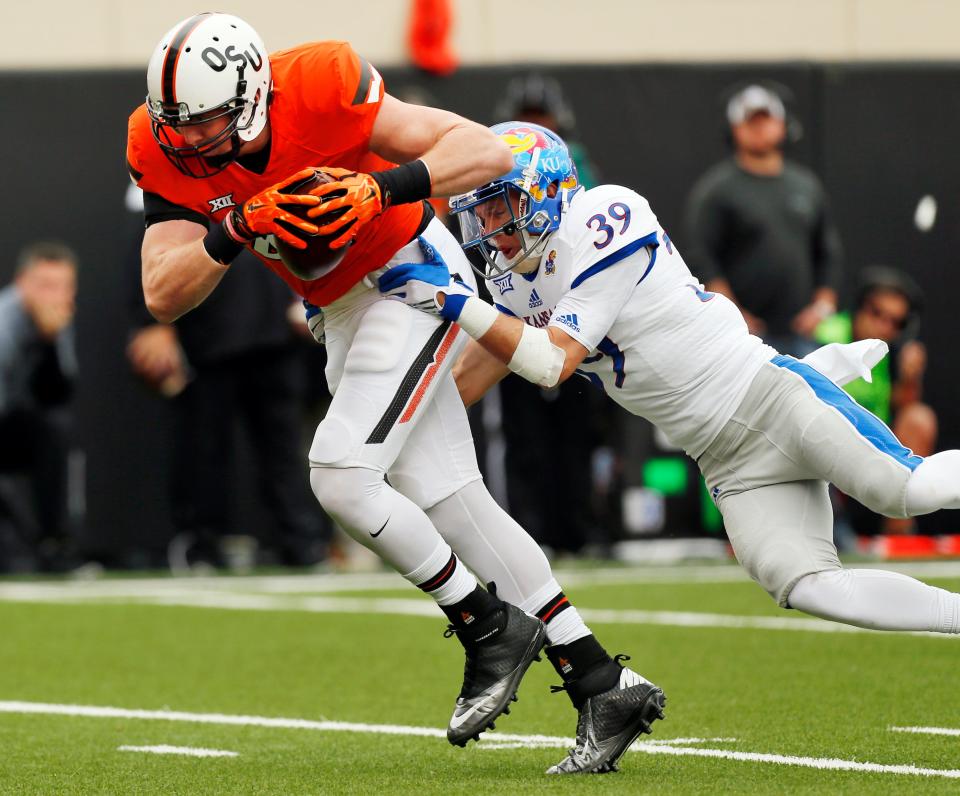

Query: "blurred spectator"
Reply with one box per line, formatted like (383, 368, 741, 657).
(816, 266, 935, 536)
(489, 74, 610, 555)
(125, 186, 331, 571)
(0, 242, 80, 571)
(683, 83, 844, 356)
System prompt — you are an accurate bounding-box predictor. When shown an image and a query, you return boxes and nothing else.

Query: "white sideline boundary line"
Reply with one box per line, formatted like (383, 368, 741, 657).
(1, 561, 958, 638)
(891, 726, 960, 737)
(2, 701, 960, 780)
(117, 744, 237, 758)
(3, 559, 960, 600)
(0, 587, 944, 638)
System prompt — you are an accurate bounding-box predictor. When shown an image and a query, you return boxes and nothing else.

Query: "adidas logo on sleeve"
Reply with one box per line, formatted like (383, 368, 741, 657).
(555, 313, 580, 333)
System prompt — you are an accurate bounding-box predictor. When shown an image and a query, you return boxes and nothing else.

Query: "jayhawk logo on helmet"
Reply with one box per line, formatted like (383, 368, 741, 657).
(492, 122, 578, 231)
(496, 125, 576, 203)
(499, 129, 542, 155)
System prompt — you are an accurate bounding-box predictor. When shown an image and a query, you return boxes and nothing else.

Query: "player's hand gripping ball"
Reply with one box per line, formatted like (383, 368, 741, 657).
(272, 169, 354, 280)
(305, 167, 384, 249)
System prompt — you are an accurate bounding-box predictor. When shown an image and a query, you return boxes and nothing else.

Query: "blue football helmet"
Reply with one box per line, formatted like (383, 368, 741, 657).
(450, 121, 580, 278)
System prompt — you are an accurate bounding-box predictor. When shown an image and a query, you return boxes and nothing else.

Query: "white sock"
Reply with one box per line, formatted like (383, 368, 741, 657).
(789, 568, 960, 633)
(906, 450, 960, 515)
(404, 542, 476, 605)
(544, 605, 592, 646)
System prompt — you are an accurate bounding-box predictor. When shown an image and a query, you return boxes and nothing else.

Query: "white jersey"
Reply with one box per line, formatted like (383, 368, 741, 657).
(491, 184, 775, 458)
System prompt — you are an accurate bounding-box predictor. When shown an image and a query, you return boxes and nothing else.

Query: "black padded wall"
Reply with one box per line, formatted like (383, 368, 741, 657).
(0, 61, 957, 555)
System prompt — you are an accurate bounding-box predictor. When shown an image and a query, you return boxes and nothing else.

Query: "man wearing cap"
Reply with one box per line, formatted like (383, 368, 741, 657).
(683, 84, 844, 356)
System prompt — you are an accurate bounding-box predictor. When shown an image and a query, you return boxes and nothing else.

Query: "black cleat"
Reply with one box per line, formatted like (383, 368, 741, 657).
(445, 603, 546, 747)
(546, 657, 666, 774)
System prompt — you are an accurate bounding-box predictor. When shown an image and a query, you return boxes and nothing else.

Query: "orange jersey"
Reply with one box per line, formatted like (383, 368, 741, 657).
(127, 41, 424, 306)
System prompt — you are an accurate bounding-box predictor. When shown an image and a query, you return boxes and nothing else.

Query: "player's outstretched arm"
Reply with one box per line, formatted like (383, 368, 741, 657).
(370, 95, 513, 198)
(142, 169, 322, 322)
(378, 244, 588, 387)
(463, 308, 588, 388)
(453, 340, 510, 407)
(308, 97, 512, 249)
(141, 219, 229, 323)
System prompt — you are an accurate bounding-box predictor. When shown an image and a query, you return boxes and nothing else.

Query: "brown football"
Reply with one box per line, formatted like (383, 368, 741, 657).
(273, 169, 353, 281)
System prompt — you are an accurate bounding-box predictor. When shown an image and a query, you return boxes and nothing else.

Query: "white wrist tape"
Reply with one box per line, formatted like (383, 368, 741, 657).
(507, 324, 565, 388)
(452, 295, 499, 339)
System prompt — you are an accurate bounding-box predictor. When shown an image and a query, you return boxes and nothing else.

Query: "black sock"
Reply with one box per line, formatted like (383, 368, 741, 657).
(440, 584, 504, 632)
(546, 635, 621, 708)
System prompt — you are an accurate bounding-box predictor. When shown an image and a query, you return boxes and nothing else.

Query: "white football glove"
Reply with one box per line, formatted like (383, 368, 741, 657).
(377, 237, 473, 320)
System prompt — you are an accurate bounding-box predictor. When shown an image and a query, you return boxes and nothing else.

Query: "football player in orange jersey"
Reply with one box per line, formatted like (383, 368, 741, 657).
(127, 13, 664, 767)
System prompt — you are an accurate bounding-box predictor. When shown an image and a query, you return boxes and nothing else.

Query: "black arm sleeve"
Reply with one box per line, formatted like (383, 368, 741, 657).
(143, 191, 209, 228)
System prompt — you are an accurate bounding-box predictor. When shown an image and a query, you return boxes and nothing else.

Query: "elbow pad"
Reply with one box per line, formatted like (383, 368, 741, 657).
(507, 324, 565, 388)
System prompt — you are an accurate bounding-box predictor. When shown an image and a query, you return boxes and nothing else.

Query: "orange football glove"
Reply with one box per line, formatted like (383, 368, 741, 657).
(306, 170, 385, 249)
(225, 168, 322, 250)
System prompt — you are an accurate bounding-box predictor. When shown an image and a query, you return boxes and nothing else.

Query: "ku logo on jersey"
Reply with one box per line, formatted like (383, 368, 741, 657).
(208, 193, 236, 213)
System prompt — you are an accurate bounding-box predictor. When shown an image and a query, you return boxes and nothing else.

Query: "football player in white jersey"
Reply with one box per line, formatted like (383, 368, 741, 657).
(380, 121, 960, 751)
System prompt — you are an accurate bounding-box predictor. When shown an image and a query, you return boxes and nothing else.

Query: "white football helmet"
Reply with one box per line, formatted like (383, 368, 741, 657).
(146, 12, 272, 177)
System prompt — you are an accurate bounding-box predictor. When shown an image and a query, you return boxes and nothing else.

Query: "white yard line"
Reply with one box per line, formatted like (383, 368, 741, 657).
(890, 726, 960, 737)
(645, 737, 738, 745)
(629, 743, 960, 778)
(3, 701, 960, 780)
(117, 744, 237, 758)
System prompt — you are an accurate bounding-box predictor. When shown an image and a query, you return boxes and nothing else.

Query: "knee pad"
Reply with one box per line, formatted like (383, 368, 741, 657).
(848, 457, 911, 518)
(720, 482, 839, 607)
(309, 416, 355, 467)
(743, 538, 841, 608)
(787, 569, 853, 610)
(344, 299, 413, 374)
(309, 465, 383, 530)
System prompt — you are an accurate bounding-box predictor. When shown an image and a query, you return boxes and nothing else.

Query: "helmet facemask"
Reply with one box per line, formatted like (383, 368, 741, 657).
(148, 89, 254, 178)
(452, 183, 558, 279)
(451, 122, 579, 280)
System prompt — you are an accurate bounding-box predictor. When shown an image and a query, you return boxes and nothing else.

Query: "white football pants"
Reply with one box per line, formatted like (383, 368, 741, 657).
(700, 356, 960, 633)
(308, 220, 571, 624)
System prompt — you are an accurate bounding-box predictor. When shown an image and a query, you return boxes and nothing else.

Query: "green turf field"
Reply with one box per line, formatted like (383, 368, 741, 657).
(1, 562, 959, 794)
